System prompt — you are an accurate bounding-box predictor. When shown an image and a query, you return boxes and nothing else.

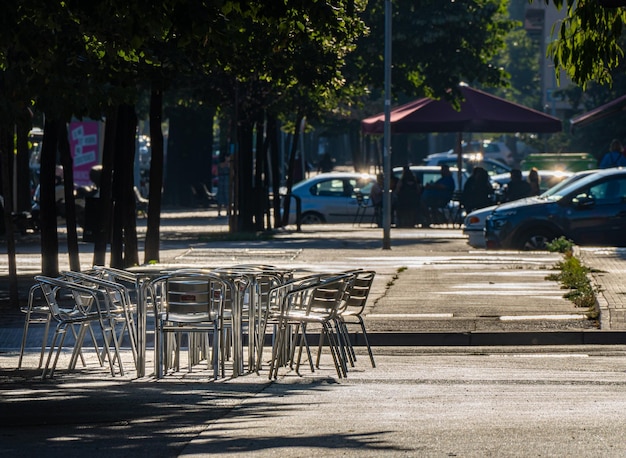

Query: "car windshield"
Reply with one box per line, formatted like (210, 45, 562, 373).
(540, 171, 598, 200)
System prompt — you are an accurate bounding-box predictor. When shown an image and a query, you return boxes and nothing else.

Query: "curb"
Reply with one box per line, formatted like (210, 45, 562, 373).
(358, 330, 626, 346)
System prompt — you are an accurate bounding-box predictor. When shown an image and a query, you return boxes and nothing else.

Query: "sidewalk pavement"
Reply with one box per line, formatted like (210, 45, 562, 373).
(1, 218, 626, 456)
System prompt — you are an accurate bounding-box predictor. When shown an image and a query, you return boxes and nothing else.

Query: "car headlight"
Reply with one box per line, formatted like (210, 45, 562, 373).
(487, 210, 516, 229)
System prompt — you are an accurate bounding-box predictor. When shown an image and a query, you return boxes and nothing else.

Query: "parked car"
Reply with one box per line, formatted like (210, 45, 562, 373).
(285, 172, 377, 224)
(424, 140, 515, 166)
(423, 155, 511, 177)
(392, 165, 468, 191)
(463, 169, 599, 248)
(490, 169, 573, 202)
(484, 168, 626, 250)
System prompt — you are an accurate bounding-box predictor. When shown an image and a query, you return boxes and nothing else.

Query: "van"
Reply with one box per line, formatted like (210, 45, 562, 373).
(520, 152, 597, 172)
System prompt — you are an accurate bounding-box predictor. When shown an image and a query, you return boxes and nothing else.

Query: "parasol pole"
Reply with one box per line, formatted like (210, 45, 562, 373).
(382, 0, 392, 250)
(456, 132, 463, 193)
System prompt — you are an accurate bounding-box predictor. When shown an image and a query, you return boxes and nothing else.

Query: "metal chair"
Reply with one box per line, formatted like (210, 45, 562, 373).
(19, 274, 106, 372)
(61, 270, 138, 371)
(18, 283, 52, 370)
(336, 270, 377, 368)
(149, 272, 233, 379)
(34, 275, 126, 379)
(352, 192, 374, 226)
(265, 273, 354, 379)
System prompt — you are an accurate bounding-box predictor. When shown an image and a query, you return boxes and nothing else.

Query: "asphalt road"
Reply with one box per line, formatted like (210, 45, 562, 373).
(2, 346, 626, 457)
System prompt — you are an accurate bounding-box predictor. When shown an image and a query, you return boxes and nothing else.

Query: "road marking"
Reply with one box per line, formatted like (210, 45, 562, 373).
(499, 314, 585, 321)
(367, 313, 454, 318)
(490, 353, 590, 358)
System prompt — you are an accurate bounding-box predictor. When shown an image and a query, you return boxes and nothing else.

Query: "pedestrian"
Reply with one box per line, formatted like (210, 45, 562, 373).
(369, 173, 384, 227)
(217, 153, 231, 217)
(460, 166, 493, 213)
(598, 139, 626, 168)
(318, 152, 334, 173)
(528, 167, 541, 196)
(503, 168, 531, 202)
(394, 166, 421, 227)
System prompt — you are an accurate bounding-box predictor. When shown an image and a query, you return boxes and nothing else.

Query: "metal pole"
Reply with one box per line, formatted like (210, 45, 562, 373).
(382, 0, 392, 250)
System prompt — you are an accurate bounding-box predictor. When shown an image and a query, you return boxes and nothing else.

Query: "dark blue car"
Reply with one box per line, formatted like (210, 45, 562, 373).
(485, 168, 626, 250)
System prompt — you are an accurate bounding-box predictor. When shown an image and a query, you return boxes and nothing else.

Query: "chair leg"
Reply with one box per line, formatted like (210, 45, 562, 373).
(294, 323, 314, 374)
(42, 325, 68, 380)
(18, 309, 52, 370)
(335, 319, 355, 368)
(322, 323, 346, 378)
(357, 316, 376, 368)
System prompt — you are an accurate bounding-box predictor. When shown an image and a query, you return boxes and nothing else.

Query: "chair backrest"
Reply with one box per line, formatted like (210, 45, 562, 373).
(342, 270, 376, 316)
(286, 273, 354, 319)
(61, 270, 133, 314)
(34, 275, 101, 322)
(266, 274, 325, 317)
(155, 272, 233, 323)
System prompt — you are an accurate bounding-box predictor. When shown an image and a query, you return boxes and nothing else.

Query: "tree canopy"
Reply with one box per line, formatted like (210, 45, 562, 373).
(0, 0, 524, 283)
(538, 0, 626, 88)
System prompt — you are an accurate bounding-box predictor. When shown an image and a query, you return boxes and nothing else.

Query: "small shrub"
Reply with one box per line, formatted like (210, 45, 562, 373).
(546, 236, 574, 254)
(546, 250, 597, 315)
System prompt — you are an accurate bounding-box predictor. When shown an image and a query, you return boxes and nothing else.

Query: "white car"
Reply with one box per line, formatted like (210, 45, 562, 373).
(425, 140, 515, 166)
(463, 204, 498, 248)
(392, 165, 468, 191)
(423, 155, 511, 177)
(286, 172, 377, 224)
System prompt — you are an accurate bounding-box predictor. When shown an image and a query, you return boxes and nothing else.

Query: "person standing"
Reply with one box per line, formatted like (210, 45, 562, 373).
(318, 152, 334, 173)
(599, 139, 626, 168)
(394, 166, 421, 227)
(528, 167, 541, 196)
(369, 173, 384, 227)
(216, 153, 231, 217)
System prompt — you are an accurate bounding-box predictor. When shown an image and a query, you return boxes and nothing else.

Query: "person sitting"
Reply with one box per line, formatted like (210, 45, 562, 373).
(503, 169, 531, 202)
(460, 166, 493, 213)
(421, 164, 455, 225)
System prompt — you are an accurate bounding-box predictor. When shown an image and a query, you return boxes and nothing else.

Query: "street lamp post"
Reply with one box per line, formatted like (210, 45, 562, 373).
(382, 0, 392, 250)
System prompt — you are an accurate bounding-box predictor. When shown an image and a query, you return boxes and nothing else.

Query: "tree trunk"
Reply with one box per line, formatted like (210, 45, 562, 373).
(281, 112, 304, 227)
(268, 115, 281, 229)
(253, 115, 266, 231)
(120, 105, 139, 267)
(163, 106, 214, 207)
(15, 110, 32, 213)
(144, 86, 164, 264)
(0, 126, 18, 305)
(57, 121, 81, 272)
(235, 119, 254, 232)
(40, 119, 60, 276)
(110, 104, 139, 268)
(93, 109, 116, 266)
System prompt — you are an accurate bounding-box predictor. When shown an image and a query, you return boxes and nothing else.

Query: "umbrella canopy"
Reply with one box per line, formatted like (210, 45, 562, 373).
(570, 94, 626, 129)
(361, 84, 562, 135)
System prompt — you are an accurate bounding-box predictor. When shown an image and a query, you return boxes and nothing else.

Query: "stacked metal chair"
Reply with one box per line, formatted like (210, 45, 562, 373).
(263, 272, 354, 379)
(34, 275, 128, 379)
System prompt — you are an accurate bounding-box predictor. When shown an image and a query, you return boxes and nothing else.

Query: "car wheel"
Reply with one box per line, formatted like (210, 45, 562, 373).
(300, 212, 325, 224)
(518, 228, 557, 251)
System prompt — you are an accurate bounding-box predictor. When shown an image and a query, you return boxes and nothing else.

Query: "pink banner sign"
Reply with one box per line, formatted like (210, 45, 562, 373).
(69, 121, 100, 186)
